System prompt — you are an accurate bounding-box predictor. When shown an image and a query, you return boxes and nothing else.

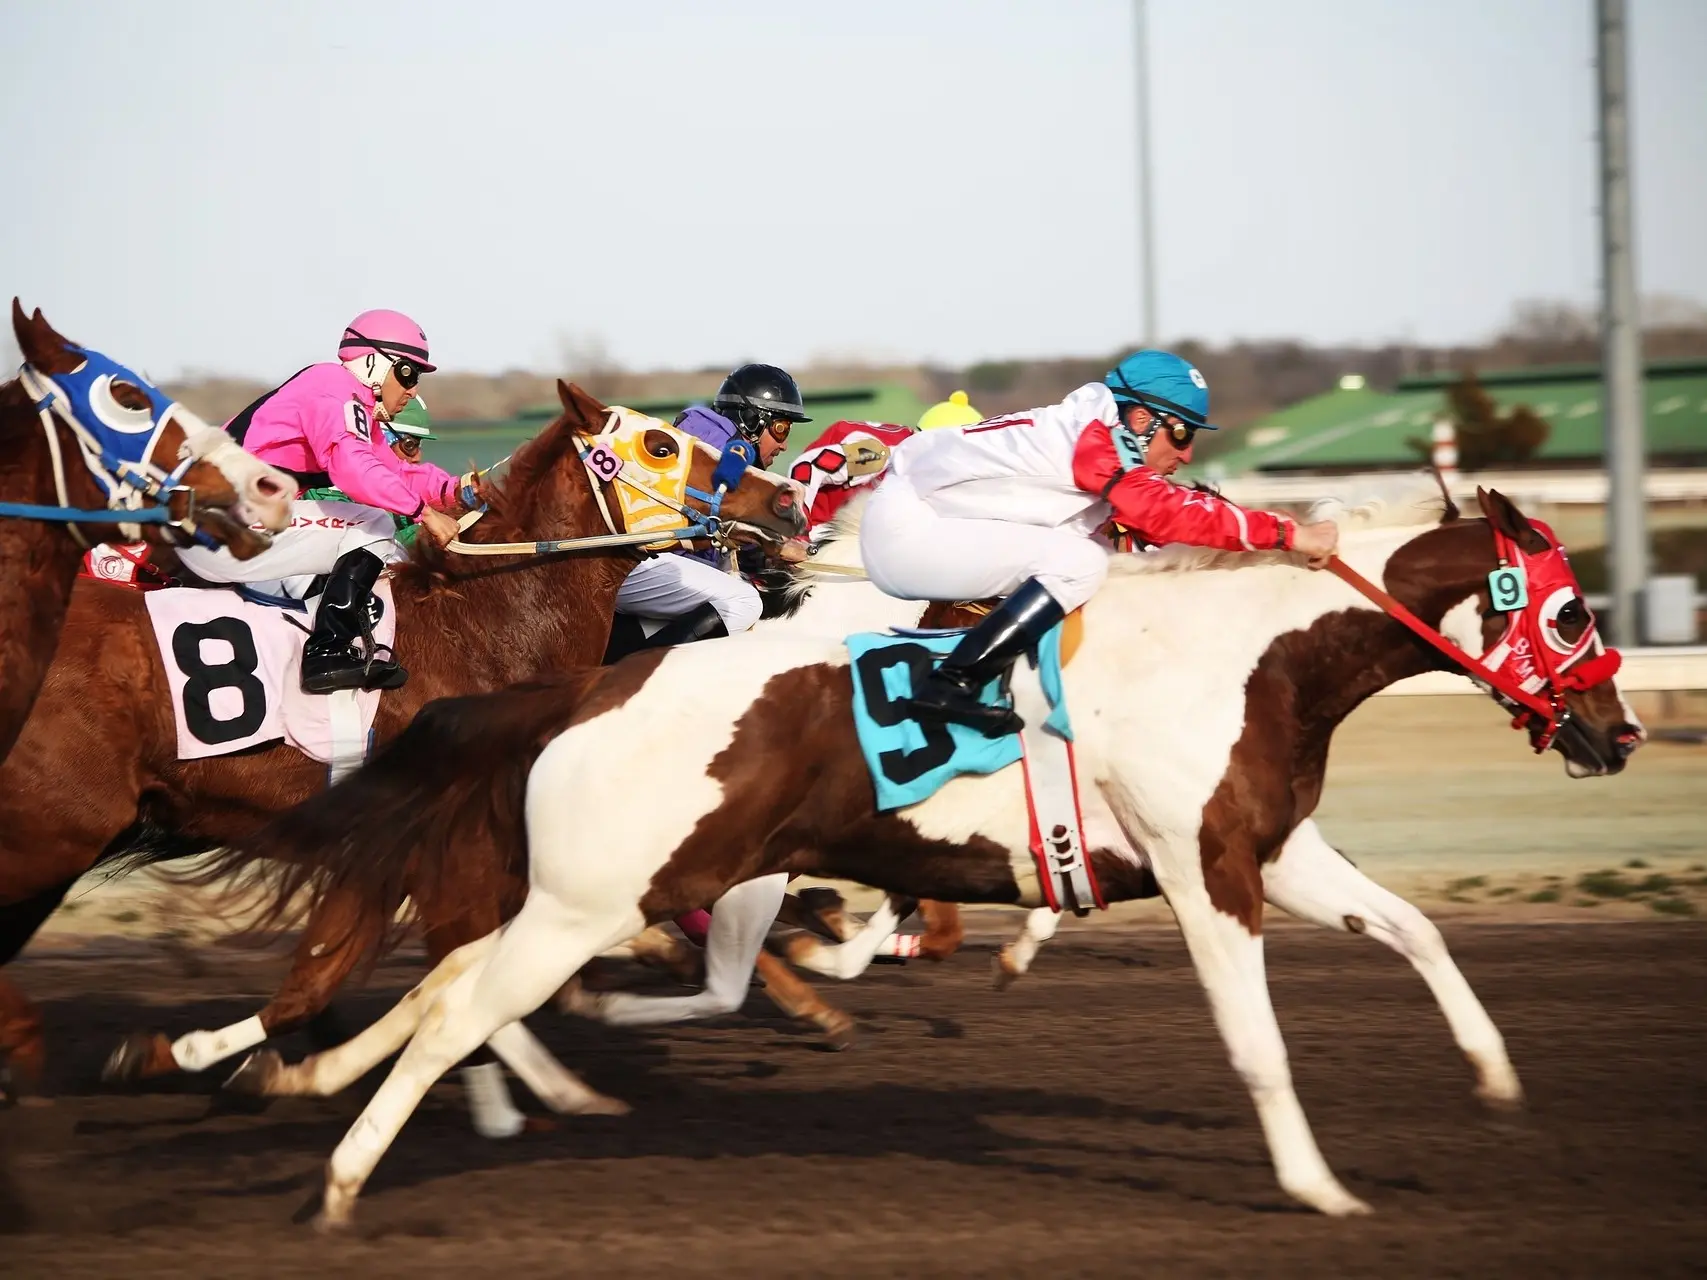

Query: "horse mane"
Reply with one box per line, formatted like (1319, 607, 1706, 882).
(0, 378, 34, 447)
(1108, 471, 1450, 579)
(758, 490, 874, 618)
(391, 407, 590, 593)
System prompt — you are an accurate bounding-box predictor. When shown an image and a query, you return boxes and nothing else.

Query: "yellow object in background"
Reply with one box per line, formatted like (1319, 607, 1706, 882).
(917, 389, 984, 430)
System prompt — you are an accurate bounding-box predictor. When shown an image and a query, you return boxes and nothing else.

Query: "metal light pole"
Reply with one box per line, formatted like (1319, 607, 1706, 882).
(1596, 0, 1648, 644)
(1134, 0, 1158, 346)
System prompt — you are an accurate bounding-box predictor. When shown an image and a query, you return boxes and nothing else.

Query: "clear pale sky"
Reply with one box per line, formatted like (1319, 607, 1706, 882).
(2, 0, 1702, 379)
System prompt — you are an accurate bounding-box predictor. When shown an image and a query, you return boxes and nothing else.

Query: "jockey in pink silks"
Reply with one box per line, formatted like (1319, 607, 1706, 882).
(174, 310, 470, 694)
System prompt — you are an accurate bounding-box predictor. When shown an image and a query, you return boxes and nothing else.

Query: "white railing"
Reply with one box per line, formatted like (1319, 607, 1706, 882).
(1379, 645, 1707, 696)
(1210, 467, 1707, 508)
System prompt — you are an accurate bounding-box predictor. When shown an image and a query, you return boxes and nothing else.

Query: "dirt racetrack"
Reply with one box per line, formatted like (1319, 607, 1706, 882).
(3, 920, 1705, 1278)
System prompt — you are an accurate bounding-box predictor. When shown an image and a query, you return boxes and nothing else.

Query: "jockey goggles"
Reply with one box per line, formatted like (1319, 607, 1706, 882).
(343, 327, 424, 390)
(381, 425, 423, 457)
(736, 412, 794, 445)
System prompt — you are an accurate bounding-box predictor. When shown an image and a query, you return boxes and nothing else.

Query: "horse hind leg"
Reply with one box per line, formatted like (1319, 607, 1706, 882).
(319, 893, 640, 1230)
(106, 882, 378, 1085)
(1261, 819, 1522, 1108)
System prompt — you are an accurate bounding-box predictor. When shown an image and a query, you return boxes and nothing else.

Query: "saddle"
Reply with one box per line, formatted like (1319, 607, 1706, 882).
(845, 614, 1101, 916)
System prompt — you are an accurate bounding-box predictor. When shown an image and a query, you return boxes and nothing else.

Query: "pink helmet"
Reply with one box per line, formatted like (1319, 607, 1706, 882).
(338, 309, 436, 372)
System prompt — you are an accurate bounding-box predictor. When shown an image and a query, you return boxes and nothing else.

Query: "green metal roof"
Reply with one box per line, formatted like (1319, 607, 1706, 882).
(418, 383, 930, 474)
(1200, 360, 1707, 478)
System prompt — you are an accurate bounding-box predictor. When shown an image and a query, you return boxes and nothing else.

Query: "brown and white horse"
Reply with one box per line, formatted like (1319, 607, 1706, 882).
(227, 482, 1644, 1224)
(0, 301, 293, 765)
(0, 381, 801, 1104)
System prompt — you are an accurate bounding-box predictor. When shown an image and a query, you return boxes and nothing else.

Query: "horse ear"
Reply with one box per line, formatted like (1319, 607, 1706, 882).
(557, 380, 610, 429)
(1477, 487, 1549, 554)
(1428, 465, 1460, 523)
(13, 303, 79, 374)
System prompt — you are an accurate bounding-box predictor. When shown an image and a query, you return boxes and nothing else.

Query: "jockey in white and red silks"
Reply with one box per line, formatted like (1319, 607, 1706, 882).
(175, 310, 471, 695)
(859, 349, 1342, 734)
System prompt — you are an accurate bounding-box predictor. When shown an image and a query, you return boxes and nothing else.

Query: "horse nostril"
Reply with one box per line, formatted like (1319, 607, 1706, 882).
(1614, 727, 1642, 759)
(255, 476, 289, 500)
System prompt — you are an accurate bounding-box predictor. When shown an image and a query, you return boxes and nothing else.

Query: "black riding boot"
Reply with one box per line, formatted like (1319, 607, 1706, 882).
(900, 577, 1065, 737)
(643, 602, 729, 648)
(300, 549, 407, 694)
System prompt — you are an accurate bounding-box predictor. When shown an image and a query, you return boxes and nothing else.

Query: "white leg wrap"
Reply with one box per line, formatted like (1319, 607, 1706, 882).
(460, 1061, 526, 1140)
(171, 1014, 268, 1073)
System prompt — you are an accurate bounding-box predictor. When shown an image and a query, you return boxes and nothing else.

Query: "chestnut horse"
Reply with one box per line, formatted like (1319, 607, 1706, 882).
(219, 482, 1641, 1227)
(0, 380, 802, 1103)
(0, 301, 293, 766)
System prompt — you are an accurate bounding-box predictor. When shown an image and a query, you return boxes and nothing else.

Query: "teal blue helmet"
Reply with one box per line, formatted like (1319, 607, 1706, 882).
(1104, 350, 1218, 432)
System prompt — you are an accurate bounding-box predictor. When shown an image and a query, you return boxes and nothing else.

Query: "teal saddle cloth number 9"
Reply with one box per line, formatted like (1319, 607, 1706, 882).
(845, 623, 1072, 812)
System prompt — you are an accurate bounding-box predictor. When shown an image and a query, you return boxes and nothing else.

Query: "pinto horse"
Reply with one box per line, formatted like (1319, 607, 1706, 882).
(232, 481, 1641, 1227)
(0, 380, 802, 1103)
(0, 301, 293, 766)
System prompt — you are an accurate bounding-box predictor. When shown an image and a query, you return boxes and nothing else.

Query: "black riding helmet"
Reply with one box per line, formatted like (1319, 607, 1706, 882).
(713, 363, 812, 441)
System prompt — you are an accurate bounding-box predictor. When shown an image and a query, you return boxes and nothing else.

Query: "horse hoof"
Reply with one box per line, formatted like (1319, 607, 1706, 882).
(1474, 1063, 1525, 1111)
(991, 953, 1020, 991)
(223, 1049, 283, 1096)
(102, 1033, 176, 1085)
(572, 1093, 631, 1117)
(1291, 1179, 1373, 1217)
(821, 1016, 856, 1052)
(311, 1209, 351, 1235)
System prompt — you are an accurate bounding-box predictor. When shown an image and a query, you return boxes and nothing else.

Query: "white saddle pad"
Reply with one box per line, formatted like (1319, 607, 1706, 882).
(144, 581, 395, 781)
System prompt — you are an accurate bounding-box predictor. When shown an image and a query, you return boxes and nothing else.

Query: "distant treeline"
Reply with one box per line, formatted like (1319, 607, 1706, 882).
(165, 297, 1707, 460)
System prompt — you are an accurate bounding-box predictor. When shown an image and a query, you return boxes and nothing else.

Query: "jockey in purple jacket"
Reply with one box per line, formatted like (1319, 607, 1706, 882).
(614, 363, 809, 645)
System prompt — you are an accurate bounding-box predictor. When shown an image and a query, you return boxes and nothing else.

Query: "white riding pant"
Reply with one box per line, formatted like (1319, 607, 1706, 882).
(589, 874, 788, 1028)
(615, 552, 762, 634)
(859, 478, 1109, 612)
(174, 500, 403, 600)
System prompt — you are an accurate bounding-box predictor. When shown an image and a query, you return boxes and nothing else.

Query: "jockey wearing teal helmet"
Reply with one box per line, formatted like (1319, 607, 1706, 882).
(1104, 349, 1218, 466)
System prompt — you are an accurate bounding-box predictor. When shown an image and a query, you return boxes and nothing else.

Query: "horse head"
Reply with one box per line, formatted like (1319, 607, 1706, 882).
(549, 379, 804, 550)
(1370, 484, 1642, 777)
(10, 299, 293, 556)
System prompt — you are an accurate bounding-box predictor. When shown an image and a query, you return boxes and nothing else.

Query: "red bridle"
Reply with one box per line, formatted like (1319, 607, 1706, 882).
(1327, 520, 1622, 754)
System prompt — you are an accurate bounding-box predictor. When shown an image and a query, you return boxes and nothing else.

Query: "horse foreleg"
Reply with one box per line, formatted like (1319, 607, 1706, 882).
(1136, 812, 1369, 1218)
(1262, 819, 1522, 1108)
(105, 883, 373, 1084)
(753, 951, 855, 1049)
(0, 874, 79, 1102)
(229, 931, 500, 1106)
(782, 893, 910, 979)
(565, 874, 788, 1027)
(993, 907, 1063, 988)
(0, 975, 45, 1104)
(916, 900, 964, 961)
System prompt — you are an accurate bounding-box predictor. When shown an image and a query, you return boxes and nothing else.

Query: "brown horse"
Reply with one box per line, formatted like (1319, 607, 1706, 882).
(0, 380, 802, 1101)
(199, 483, 1641, 1225)
(0, 301, 293, 766)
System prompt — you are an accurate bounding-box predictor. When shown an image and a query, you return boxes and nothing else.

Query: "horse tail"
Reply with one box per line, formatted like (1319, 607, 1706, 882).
(171, 670, 605, 966)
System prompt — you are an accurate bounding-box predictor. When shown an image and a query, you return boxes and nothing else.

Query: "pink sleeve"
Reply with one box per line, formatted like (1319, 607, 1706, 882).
(304, 394, 447, 516)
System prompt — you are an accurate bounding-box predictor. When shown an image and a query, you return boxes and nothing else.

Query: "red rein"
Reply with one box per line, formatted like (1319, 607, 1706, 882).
(1326, 522, 1621, 754)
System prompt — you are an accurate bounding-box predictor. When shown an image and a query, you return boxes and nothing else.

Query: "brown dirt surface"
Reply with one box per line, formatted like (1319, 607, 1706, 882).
(3, 921, 1705, 1279)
